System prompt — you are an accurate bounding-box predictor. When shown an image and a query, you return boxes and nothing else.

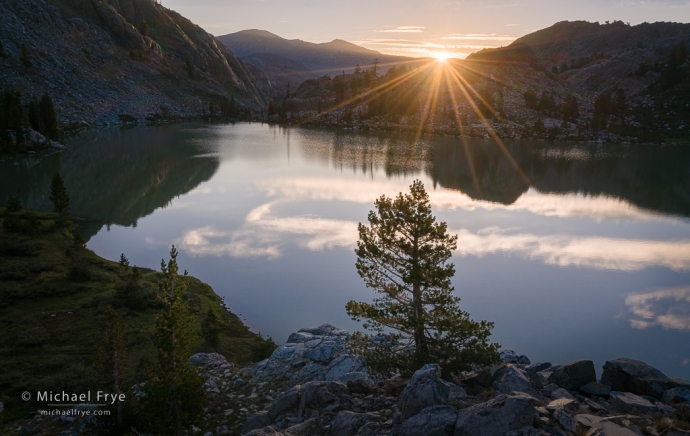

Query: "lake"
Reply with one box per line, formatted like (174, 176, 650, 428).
(2, 122, 689, 379)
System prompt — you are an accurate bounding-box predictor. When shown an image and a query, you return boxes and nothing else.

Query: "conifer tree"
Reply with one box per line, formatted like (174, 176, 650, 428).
(346, 180, 500, 377)
(39, 94, 58, 140)
(28, 98, 43, 134)
(201, 308, 220, 348)
(142, 246, 204, 435)
(49, 173, 70, 224)
(95, 306, 127, 425)
(21, 43, 32, 70)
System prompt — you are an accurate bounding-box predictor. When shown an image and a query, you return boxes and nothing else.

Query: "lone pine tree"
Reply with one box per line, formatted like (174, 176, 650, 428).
(346, 180, 499, 377)
(49, 173, 69, 225)
(141, 246, 204, 435)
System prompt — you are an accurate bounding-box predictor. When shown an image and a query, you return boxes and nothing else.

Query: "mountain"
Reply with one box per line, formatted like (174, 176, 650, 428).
(242, 53, 318, 99)
(216, 29, 417, 77)
(0, 0, 268, 125)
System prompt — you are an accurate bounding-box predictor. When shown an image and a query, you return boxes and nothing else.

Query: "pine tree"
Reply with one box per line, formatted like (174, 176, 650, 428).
(49, 173, 70, 224)
(28, 98, 43, 134)
(95, 306, 127, 425)
(21, 43, 32, 70)
(39, 94, 58, 140)
(346, 180, 500, 378)
(201, 308, 220, 348)
(142, 246, 204, 435)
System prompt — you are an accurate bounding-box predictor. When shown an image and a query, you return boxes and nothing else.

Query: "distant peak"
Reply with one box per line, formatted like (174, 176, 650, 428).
(235, 29, 282, 39)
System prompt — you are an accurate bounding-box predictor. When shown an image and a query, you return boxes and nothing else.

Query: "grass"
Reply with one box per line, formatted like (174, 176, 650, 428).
(0, 207, 275, 428)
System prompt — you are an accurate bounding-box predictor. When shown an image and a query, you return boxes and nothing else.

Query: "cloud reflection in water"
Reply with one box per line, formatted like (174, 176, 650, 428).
(625, 287, 690, 331)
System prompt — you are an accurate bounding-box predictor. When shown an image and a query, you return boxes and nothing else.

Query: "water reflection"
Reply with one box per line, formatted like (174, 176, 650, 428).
(626, 287, 690, 330)
(0, 126, 219, 239)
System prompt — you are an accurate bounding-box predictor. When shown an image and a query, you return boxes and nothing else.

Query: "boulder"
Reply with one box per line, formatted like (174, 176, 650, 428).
(244, 427, 283, 436)
(601, 358, 690, 400)
(551, 388, 576, 401)
(304, 340, 340, 363)
(454, 394, 535, 436)
(325, 355, 365, 382)
(394, 405, 458, 436)
(546, 398, 579, 413)
(493, 365, 540, 397)
(580, 382, 612, 397)
(500, 350, 531, 365)
(554, 408, 576, 433)
(458, 369, 493, 395)
(609, 391, 656, 414)
(287, 362, 327, 387)
(298, 381, 350, 419)
(299, 324, 349, 337)
(284, 418, 321, 436)
(268, 386, 303, 421)
(525, 363, 552, 377)
(574, 414, 638, 436)
(548, 360, 596, 391)
(331, 411, 380, 436)
(399, 364, 451, 420)
(383, 376, 409, 397)
(662, 387, 690, 404)
(241, 412, 271, 435)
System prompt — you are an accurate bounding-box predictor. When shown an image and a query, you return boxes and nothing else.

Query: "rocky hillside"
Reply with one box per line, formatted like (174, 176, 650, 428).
(0, 0, 268, 126)
(217, 29, 417, 77)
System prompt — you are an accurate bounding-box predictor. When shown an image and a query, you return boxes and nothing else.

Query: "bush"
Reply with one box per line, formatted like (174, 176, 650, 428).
(17, 326, 48, 346)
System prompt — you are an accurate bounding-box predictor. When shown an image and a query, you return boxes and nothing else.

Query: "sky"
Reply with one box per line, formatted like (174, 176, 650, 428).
(163, 0, 690, 58)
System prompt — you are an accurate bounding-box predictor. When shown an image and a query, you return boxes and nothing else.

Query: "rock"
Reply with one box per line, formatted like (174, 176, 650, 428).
(454, 394, 535, 436)
(554, 408, 577, 433)
(304, 340, 340, 363)
(331, 411, 380, 436)
(268, 386, 303, 421)
(542, 383, 560, 397)
(287, 331, 315, 343)
(662, 387, 690, 404)
(574, 414, 639, 436)
(190, 353, 229, 368)
(548, 360, 596, 391)
(609, 391, 656, 414)
(458, 369, 493, 395)
(346, 378, 373, 395)
(298, 381, 350, 419)
(399, 364, 451, 420)
(233, 378, 247, 389)
(242, 412, 272, 435)
(660, 429, 690, 436)
(493, 365, 540, 397)
(580, 382, 612, 397)
(244, 427, 283, 436)
(551, 388, 577, 401)
(337, 371, 373, 386)
(500, 350, 531, 365)
(448, 384, 467, 402)
(298, 324, 349, 337)
(325, 355, 364, 382)
(547, 398, 579, 413)
(383, 376, 409, 397)
(601, 358, 690, 400)
(525, 363, 552, 377)
(395, 405, 458, 436)
(287, 362, 327, 387)
(284, 418, 321, 436)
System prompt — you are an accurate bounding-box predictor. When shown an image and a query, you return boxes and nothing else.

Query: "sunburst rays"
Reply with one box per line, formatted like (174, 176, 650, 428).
(284, 57, 531, 195)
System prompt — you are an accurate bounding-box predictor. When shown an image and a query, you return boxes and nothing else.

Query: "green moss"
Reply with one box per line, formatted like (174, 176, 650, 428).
(0, 207, 275, 425)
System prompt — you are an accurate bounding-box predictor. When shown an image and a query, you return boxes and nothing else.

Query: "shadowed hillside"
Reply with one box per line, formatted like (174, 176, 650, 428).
(0, 0, 268, 125)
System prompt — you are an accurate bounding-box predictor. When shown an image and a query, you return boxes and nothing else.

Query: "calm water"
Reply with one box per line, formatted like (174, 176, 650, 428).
(2, 123, 690, 379)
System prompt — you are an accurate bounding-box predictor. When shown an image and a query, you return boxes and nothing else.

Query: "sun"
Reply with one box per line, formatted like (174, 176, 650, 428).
(435, 53, 449, 61)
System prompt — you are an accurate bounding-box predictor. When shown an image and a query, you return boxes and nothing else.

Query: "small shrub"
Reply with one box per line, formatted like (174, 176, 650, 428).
(69, 264, 92, 282)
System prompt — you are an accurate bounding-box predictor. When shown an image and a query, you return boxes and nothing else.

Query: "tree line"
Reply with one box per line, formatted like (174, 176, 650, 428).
(0, 90, 58, 154)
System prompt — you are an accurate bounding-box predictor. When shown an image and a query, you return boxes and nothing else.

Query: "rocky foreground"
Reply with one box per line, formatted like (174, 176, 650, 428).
(197, 324, 690, 436)
(12, 324, 690, 436)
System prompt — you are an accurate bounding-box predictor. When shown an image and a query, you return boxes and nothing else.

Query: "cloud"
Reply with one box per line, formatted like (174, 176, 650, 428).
(176, 201, 357, 258)
(625, 287, 690, 330)
(452, 228, 690, 272)
(257, 177, 668, 221)
(375, 26, 425, 33)
(441, 33, 517, 41)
